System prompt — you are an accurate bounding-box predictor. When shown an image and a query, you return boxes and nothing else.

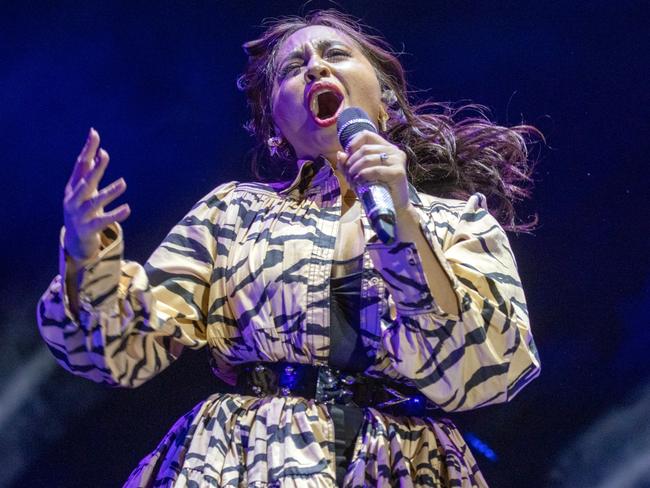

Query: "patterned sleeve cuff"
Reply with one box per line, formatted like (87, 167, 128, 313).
(59, 223, 123, 315)
(367, 238, 460, 318)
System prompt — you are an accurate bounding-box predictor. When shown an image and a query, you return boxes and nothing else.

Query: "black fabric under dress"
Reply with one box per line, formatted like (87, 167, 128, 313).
(327, 256, 374, 485)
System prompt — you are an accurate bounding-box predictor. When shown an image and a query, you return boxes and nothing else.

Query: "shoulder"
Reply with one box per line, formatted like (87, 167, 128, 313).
(414, 190, 504, 244)
(187, 180, 292, 224)
(415, 190, 489, 221)
(192, 180, 286, 208)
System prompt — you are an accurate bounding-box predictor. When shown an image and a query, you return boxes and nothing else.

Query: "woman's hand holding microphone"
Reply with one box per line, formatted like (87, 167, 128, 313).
(335, 130, 411, 211)
(335, 123, 460, 315)
(63, 128, 130, 266)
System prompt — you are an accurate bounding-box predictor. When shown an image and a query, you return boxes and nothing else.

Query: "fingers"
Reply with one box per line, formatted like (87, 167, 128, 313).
(68, 128, 100, 190)
(66, 129, 111, 203)
(78, 178, 127, 217)
(83, 147, 110, 197)
(66, 176, 127, 219)
(85, 204, 131, 233)
(345, 130, 386, 154)
(351, 165, 404, 186)
(65, 176, 91, 208)
(338, 136, 407, 191)
(343, 144, 387, 174)
(343, 146, 404, 178)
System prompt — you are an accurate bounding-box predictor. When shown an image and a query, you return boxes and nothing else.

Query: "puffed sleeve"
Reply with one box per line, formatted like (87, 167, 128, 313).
(36, 181, 237, 388)
(367, 192, 540, 412)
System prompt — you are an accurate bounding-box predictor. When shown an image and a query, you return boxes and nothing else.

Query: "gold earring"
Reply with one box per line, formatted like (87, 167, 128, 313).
(378, 108, 389, 132)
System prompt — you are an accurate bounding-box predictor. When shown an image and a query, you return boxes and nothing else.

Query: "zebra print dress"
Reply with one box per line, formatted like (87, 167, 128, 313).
(37, 156, 541, 487)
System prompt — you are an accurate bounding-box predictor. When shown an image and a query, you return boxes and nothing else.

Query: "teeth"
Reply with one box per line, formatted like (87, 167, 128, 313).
(310, 91, 321, 115)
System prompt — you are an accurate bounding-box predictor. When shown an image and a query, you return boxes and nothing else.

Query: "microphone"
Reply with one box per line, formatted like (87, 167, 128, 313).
(337, 107, 396, 244)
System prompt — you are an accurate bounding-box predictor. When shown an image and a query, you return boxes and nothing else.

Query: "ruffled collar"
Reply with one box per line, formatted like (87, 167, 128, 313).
(269, 155, 333, 199)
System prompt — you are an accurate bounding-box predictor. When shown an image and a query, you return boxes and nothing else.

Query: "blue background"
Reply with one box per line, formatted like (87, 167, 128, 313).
(2, 0, 649, 486)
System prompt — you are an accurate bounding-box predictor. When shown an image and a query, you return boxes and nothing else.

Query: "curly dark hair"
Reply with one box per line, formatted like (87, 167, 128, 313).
(237, 10, 542, 232)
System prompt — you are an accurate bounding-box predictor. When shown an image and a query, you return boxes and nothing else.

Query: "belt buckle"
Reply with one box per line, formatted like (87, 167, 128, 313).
(315, 365, 355, 405)
(375, 386, 439, 416)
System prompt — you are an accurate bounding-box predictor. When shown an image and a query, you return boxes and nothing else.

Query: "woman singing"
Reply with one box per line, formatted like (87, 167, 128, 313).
(37, 10, 541, 487)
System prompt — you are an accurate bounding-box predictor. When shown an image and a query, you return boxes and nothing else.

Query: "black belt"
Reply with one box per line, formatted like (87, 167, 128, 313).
(235, 361, 440, 417)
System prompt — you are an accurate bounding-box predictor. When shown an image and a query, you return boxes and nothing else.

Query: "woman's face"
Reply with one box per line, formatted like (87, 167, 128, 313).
(270, 25, 383, 161)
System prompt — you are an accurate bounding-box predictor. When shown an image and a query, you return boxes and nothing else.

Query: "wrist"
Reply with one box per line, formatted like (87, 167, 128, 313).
(395, 203, 418, 224)
(394, 204, 421, 242)
(63, 230, 100, 265)
(64, 249, 99, 272)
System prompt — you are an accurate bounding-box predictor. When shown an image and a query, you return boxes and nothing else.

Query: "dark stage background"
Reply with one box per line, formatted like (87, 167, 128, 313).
(2, 1, 649, 486)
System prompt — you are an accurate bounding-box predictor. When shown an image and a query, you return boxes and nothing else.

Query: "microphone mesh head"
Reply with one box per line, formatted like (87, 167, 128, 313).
(337, 107, 377, 150)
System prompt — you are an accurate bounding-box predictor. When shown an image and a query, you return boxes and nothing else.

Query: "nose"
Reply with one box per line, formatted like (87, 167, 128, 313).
(304, 57, 331, 83)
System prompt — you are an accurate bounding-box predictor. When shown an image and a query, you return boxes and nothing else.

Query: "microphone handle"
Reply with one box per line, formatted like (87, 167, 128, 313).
(356, 182, 396, 244)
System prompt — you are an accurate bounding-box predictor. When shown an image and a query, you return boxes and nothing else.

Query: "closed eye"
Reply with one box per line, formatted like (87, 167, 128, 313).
(326, 49, 350, 60)
(278, 63, 303, 78)
(277, 48, 351, 79)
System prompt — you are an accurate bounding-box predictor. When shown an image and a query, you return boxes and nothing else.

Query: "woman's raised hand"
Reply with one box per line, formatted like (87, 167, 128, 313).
(63, 128, 130, 264)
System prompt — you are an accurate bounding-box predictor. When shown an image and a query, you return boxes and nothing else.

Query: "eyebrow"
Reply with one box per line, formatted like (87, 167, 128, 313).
(279, 39, 349, 65)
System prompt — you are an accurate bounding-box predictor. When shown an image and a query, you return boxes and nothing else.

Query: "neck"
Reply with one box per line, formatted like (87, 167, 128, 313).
(334, 172, 357, 215)
(324, 155, 355, 202)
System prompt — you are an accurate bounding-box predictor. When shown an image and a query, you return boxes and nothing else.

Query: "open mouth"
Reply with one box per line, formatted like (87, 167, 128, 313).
(308, 88, 345, 127)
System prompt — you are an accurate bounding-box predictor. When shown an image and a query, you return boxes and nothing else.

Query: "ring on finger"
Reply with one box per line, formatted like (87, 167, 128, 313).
(379, 152, 389, 163)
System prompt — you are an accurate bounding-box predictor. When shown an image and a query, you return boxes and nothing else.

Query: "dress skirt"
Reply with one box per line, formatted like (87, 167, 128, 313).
(123, 392, 488, 488)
